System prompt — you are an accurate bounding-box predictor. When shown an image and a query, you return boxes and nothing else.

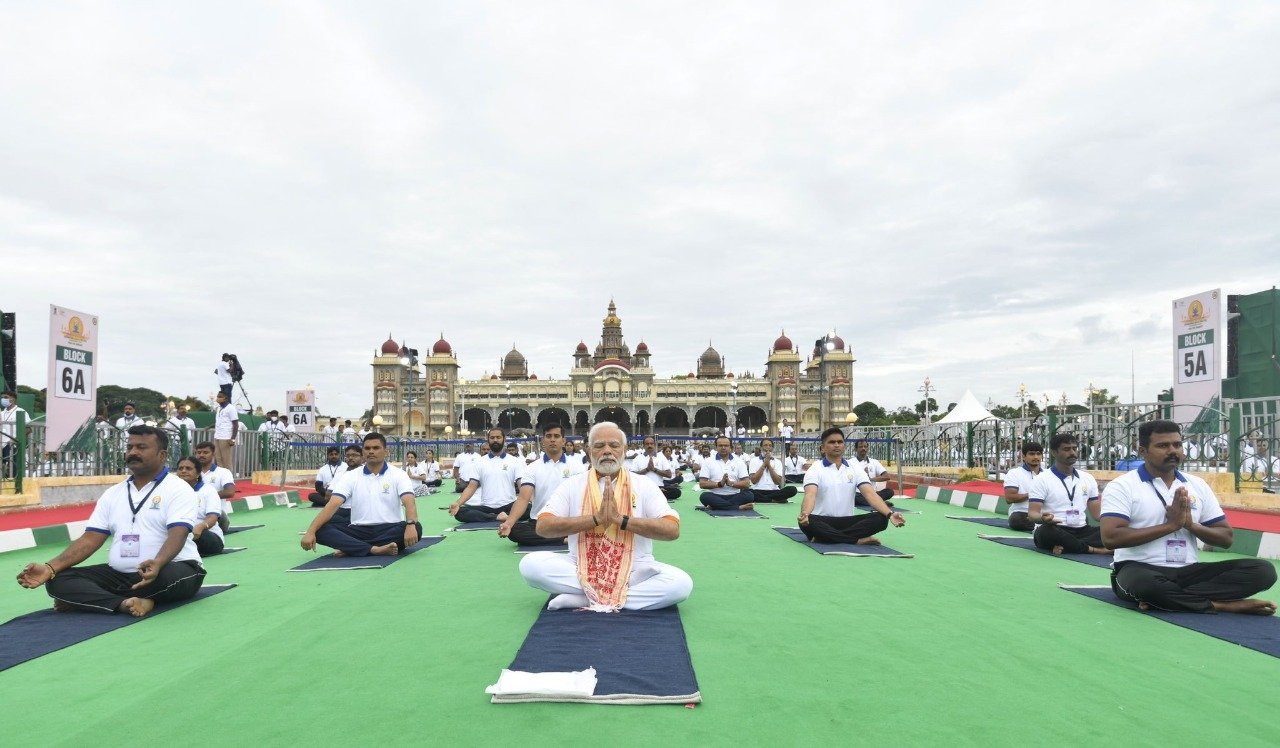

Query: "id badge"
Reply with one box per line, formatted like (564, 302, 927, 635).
(1065, 509, 1081, 525)
(1165, 538, 1188, 564)
(119, 534, 141, 558)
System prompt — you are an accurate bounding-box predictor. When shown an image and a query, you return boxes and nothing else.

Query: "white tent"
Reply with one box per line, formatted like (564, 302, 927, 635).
(935, 390, 1003, 424)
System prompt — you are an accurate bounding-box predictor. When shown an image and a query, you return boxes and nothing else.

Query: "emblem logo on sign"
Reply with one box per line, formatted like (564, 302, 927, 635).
(1182, 300, 1209, 326)
(61, 316, 90, 344)
(293, 392, 308, 404)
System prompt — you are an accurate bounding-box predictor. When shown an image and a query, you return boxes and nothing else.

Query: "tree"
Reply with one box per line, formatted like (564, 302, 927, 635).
(914, 398, 938, 417)
(990, 404, 1020, 419)
(853, 400, 888, 426)
(1089, 388, 1122, 406)
(16, 385, 45, 413)
(97, 385, 168, 419)
(890, 407, 919, 425)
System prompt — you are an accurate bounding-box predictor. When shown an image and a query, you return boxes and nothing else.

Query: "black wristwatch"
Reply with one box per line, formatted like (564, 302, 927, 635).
(621, 516, 630, 531)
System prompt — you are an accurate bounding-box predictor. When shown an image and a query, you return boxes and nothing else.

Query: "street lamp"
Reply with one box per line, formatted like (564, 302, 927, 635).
(399, 344, 419, 437)
(504, 384, 513, 430)
(815, 333, 837, 430)
(1017, 383, 1028, 421)
(919, 376, 935, 424)
(730, 381, 738, 434)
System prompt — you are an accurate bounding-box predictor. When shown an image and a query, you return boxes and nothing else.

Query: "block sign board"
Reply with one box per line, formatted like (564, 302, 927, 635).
(46, 306, 99, 449)
(1171, 289, 1222, 422)
(287, 389, 315, 432)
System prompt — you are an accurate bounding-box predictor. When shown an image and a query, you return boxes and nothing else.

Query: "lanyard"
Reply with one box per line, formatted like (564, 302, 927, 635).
(1053, 469, 1078, 506)
(126, 468, 168, 525)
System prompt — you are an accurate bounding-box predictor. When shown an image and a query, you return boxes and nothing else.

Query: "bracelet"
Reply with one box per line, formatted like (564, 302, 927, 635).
(621, 516, 630, 531)
(45, 562, 57, 579)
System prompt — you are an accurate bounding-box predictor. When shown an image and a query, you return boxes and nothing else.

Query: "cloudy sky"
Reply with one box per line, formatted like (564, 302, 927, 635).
(3, 1, 1278, 419)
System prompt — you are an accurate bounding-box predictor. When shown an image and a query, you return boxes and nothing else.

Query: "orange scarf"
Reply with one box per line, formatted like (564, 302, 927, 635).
(576, 469, 635, 610)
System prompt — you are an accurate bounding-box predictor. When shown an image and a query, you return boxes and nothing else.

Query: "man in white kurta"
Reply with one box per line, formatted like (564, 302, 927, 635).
(519, 423, 692, 611)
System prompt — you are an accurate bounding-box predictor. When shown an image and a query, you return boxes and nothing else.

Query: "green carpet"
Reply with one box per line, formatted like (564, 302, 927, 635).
(3, 483, 1279, 746)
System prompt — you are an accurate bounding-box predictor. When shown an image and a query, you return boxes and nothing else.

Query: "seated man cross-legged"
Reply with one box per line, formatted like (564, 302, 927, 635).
(747, 438, 797, 503)
(16, 426, 205, 617)
(697, 436, 755, 510)
(301, 433, 421, 557)
(798, 427, 905, 545)
(1002, 441, 1043, 532)
(850, 439, 895, 507)
(310, 447, 347, 507)
(1101, 420, 1276, 615)
(1029, 433, 1110, 556)
(500, 424, 586, 546)
(448, 427, 523, 524)
(629, 435, 681, 502)
(519, 422, 692, 611)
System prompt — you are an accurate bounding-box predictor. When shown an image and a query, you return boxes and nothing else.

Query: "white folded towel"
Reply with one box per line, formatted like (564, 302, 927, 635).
(485, 667, 598, 698)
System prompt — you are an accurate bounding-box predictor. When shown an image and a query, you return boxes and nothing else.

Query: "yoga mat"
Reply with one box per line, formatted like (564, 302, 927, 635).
(1061, 585, 1280, 659)
(948, 515, 1026, 531)
(772, 526, 913, 558)
(978, 535, 1113, 568)
(0, 584, 237, 673)
(449, 521, 501, 532)
(489, 604, 701, 704)
(287, 536, 445, 572)
(514, 544, 569, 554)
(695, 507, 766, 518)
(225, 524, 264, 534)
(210, 547, 246, 555)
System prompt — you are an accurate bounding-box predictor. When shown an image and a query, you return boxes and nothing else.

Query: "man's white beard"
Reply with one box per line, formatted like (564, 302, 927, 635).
(594, 458, 620, 475)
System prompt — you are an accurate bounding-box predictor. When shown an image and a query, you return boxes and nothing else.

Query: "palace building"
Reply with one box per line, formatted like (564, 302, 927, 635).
(370, 301, 855, 438)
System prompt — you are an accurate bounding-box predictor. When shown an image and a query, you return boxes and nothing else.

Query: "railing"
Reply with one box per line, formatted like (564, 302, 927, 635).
(4, 399, 1278, 493)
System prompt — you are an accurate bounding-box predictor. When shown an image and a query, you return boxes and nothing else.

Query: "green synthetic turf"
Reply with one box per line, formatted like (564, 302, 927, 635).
(3, 485, 1279, 747)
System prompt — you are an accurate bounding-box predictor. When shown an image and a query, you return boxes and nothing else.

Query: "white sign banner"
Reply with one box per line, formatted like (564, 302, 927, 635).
(287, 389, 315, 432)
(1171, 289, 1222, 422)
(46, 305, 99, 449)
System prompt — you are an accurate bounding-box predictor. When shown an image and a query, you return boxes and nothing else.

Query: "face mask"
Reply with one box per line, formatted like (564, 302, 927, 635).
(0, 398, 10, 408)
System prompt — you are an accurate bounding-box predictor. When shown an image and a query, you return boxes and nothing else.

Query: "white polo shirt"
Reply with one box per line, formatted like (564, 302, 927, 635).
(213, 404, 238, 440)
(747, 455, 785, 490)
(329, 462, 414, 525)
(780, 425, 794, 440)
(1028, 466, 1100, 528)
(1002, 464, 1041, 516)
(853, 456, 887, 481)
(628, 451, 671, 487)
(322, 425, 338, 437)
(1101, 466, 1226, 567)
(216, 361, 232, 386)
(422, 460, 441, 482)
(201, 464, 236, 496)
(803, 458, 872, 517)
(192, 480, 225, 540)
(315, 461, 347, 490)
(784, 454, 807, 475)
(115, 414, 142, 444)
(521, 452, 589, 515)
(164, 416, 197, 440)
(85, 469, 202, 573)
(697, 454, 750, 496)
(465, 452, 523, 508)
(453, 451, 477, 474)
(539, 472, 679, 569)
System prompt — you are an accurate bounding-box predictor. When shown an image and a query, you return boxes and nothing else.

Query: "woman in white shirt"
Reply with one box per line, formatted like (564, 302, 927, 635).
(405, 451, 431, 496)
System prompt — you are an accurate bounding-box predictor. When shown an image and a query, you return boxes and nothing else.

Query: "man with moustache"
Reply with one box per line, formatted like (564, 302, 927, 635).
(850, 440, 896, 507)
(1101, 420, 1276, 615)
(448, 427, 523, 524)
(783, 444, 809, 485)
(1028, 433, 1109, 556)
(629, 435, 681, 502)
(697, 436, 756, 511)
(16, 426, 204, 617)
(518, 422, 691, 611)
(310, 447, 346, 507)
(746, 438, 798, 503)
(301, 433, 420, 558)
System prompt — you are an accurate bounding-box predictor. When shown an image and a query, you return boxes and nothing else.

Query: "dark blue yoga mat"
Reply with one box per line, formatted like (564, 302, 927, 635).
(695, 507, 765, 518)
(288, 536, 445, 572)
(948, 515, 1025, 531)
(1062, 585, 1280, 659)
(225, 524, 264, 534)
(979, 534, 1113, 568)
(496, 604, 700, 703)
(514, 544, 569, 554)
(210, 546, 246, 555)
(450, 521, 501, 531)
(0, 584, 236, 673)
(773, 526, 912, 557)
